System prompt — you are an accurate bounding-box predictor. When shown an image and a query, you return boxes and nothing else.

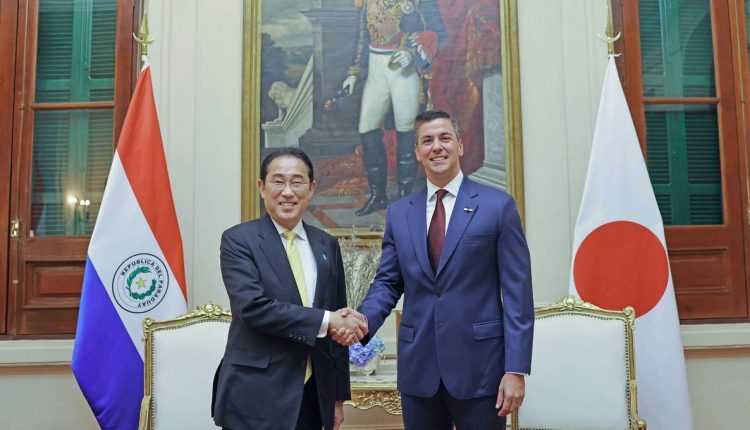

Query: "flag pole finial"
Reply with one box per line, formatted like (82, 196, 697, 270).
(133, 11, 156, 59)
(598, 1, 621, 57)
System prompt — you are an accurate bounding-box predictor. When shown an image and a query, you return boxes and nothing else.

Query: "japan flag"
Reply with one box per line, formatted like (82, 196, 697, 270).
(570, 57, 693, 430)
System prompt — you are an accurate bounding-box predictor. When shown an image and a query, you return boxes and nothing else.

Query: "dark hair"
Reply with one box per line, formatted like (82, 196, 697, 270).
(414, 110, 462, 142)
(260, 148, 315, 182)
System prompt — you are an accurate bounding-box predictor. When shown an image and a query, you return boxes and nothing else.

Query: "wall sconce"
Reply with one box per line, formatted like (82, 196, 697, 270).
(68, 195, 91, 235)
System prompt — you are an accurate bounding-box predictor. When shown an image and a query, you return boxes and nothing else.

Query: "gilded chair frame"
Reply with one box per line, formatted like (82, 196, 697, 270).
(510, 296, 647, 430)
(137, 302, 232, 430)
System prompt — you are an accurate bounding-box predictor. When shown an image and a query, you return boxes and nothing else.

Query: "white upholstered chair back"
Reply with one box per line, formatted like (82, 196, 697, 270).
(511, 296, 646, 430)
(138, 302, 230, 430)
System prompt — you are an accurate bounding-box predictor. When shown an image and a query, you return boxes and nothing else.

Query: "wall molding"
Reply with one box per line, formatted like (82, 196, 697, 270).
(341, 425, 403, 430)
(0, 340, 73, 366)
(3, 322, 750, 366)
(681, 323, 750, 349)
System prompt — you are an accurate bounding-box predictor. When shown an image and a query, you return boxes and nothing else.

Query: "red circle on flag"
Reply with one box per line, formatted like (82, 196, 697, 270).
(573, 221, 669, 317)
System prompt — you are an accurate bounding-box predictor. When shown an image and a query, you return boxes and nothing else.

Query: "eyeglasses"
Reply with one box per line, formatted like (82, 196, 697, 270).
(266, 180, 309, 192)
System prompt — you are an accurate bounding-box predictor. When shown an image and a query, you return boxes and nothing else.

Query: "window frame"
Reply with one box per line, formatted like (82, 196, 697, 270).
(2, 0, 141, 338)
(0, 0, 20, 336)
(613, 0, 750, 323)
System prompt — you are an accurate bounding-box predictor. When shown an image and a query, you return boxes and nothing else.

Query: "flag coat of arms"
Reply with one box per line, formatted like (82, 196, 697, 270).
(72, 60, 187, 429)
(569, 57, 693, 430)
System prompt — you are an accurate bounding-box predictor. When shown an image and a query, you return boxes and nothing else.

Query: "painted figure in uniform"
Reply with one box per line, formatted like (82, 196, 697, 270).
(342, 0, 446, 216)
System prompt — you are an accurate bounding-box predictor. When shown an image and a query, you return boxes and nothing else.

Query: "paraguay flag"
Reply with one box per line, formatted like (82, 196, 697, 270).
(72, 58, 187, 430)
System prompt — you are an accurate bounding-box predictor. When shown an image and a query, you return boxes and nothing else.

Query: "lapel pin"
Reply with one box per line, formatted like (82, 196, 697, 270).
(322, 253, 328, 262)
(464, 207, 474, 213)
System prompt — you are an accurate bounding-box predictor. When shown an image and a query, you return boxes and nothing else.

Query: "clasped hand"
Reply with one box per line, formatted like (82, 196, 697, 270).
(328, 308, 368, 346)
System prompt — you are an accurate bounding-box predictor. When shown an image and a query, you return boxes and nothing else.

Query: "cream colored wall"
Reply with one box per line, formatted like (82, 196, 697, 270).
(0, 366, 98, 430)
(147, 0, 243, 309)
(0, 1, 748, 429)
(686, 348, 750, 429)
(521, 0, 609, 304)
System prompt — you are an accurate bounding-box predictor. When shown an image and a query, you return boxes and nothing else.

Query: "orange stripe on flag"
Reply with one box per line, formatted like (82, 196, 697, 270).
(116, 66, 187, 298)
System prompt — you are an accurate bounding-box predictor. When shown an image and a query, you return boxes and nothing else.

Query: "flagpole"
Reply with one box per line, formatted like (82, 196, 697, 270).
(133, 10, 156, 67)
(598, 0, 621, 57)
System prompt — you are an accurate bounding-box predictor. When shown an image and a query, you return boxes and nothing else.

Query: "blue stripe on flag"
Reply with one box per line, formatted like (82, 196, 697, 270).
(72, 258, 143, 430)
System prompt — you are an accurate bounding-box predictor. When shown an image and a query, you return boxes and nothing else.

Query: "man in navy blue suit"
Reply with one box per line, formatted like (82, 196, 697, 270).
(355, 110, 534, 429)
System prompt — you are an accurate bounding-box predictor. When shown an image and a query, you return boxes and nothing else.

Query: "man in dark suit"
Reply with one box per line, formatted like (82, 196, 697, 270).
(212, 148, 368, 430)
(356, 110, 534, 429)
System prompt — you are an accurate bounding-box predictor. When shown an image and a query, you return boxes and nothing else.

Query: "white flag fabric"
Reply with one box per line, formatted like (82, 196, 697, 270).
(569, 57, 693, 430)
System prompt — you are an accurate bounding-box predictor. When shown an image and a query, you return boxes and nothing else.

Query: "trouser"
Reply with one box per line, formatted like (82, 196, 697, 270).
(222, 377, 322, 430)
(401, 381, 506, 430)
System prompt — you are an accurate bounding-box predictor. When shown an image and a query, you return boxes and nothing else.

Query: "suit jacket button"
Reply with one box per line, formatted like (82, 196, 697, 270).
(300, 360, 306, 367)
(436, 290, 442, 297)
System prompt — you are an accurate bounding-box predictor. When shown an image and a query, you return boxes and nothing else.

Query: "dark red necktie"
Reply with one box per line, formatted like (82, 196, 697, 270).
(428, 189, 448, 272)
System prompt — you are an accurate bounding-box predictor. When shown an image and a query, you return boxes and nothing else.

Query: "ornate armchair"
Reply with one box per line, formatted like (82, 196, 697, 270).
(138, 302, 231, 430)
(510, 296, 646, 430)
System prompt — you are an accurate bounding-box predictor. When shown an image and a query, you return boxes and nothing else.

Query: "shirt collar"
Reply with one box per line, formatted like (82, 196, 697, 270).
(270, 217, 308, 241)
(426, 171, 464, 200)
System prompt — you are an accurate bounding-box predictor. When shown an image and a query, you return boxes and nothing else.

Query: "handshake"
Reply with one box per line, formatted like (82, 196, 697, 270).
(328, 308, 368, 346)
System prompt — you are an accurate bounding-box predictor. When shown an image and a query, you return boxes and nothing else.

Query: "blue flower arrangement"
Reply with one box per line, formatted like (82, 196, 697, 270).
(349, 335, 385, 367)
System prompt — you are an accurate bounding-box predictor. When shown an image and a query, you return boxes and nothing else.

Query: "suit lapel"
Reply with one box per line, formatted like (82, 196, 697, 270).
(305, 224, 330, 309)
(406, 188, 434, 281)
(257, 215, 304, 306)
(436, 178, 478, 277)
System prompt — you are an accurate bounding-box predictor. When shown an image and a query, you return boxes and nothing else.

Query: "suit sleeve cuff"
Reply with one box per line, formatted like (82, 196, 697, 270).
(318, 310, 330, 338)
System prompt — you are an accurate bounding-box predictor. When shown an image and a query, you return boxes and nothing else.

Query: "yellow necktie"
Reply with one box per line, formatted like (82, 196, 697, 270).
(283, 230, 313, 383)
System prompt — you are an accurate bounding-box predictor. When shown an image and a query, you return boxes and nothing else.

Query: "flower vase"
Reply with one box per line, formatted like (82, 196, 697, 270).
(350, 354, 380, 376)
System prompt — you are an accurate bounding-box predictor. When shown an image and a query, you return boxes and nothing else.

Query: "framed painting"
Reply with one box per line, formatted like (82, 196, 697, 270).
(242, 0, 524, 234)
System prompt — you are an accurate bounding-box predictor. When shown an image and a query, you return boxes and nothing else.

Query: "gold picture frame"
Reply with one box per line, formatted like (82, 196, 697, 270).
(241, 0, 525, 231)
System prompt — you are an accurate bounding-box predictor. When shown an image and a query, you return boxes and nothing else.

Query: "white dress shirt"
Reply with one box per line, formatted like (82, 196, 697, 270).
(271, 218, 329, 337)
(426, 171, 464, 233)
